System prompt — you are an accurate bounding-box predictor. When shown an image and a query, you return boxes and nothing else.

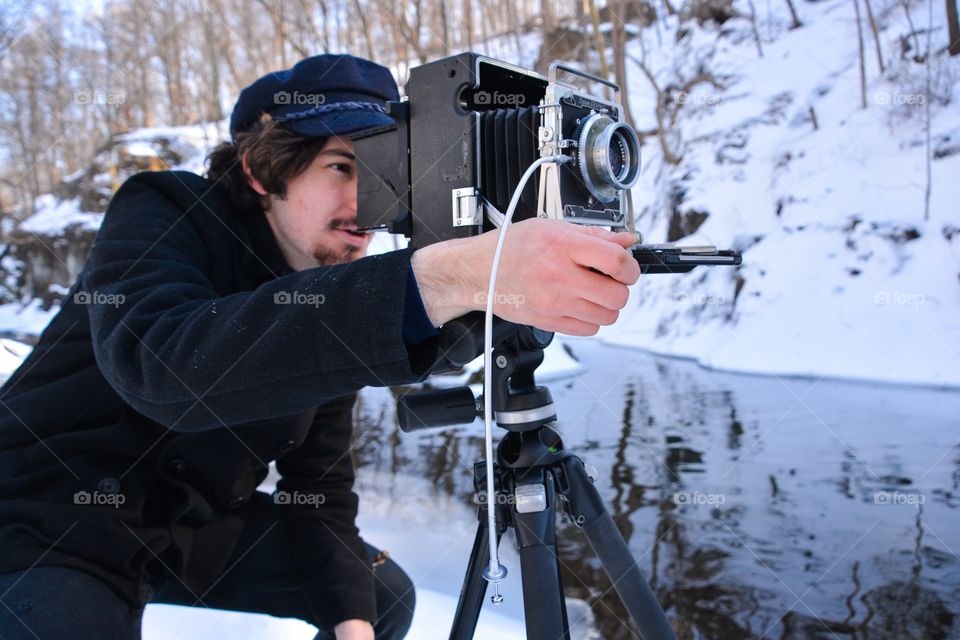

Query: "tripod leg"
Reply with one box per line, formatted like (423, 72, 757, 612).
(560, 457, 677, 640)
(449, 521, 497, 640)
(513, 469, 568, 640)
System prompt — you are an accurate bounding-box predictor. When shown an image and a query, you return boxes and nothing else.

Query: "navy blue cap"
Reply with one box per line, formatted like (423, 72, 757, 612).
(229, 54, 399, 139)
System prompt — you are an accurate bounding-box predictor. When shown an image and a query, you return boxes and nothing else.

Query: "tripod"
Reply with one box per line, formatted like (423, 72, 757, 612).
(398, 316, 677, 640)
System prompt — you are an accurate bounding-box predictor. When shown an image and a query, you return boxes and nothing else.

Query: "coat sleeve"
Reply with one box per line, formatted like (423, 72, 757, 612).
(274, 395, 375, 628)
(81, 172, 437, 432)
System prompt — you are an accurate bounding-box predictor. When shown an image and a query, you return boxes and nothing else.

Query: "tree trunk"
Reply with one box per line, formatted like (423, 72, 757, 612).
(853, 0, 868, 109)
(863, 0, 886, 73)
(462, 0, 473, 50)
(784, 0, 802, 29)
(587, 0, 611, 100)
(611, 0, 635, 130)
(201, 6, 223, 123)
(351, 0, 376, 59)
(746, 0, 764, 57)
(947, 0, 960, 55)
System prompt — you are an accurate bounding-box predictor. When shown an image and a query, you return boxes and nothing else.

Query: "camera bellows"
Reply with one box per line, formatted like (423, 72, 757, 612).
(479, 106, 540, 221)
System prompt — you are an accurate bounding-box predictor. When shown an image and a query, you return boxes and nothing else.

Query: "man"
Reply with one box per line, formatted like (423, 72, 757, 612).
(0, 54, 640, 639)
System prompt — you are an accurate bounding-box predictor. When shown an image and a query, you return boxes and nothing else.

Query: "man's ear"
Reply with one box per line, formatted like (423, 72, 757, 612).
(241, 151, 269, 196)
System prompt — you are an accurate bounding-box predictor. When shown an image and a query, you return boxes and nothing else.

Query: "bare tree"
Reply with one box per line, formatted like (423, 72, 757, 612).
(352, 0, 377, 59)
(0, 0, 31, 61)
(947, 0, 960, 55)
(462, 0, 474, 50)
(853, 0, 868, 108)
(746, 0, 764, 57)
(586, 0, 612, 100)
(610, 0, 636, 129)
(783, 0, 802, 29)
(863, 0, 886, 73)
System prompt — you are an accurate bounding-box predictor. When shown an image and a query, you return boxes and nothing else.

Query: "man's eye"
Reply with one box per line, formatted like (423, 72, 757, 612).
(331, 163, 353, 174)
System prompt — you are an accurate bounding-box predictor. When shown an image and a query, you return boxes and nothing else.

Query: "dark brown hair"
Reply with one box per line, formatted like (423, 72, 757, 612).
(205, 114, 328, 215)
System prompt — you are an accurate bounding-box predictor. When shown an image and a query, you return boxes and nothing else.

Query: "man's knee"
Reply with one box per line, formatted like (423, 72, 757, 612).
(371, 552, 415, 640)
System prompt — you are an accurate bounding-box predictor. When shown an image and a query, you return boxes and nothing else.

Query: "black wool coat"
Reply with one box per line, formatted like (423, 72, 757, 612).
(0, 170, 439, 628)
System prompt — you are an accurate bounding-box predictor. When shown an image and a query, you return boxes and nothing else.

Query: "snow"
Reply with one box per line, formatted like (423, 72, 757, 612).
(607, 0, 960, 388)
(19, 195, 102, 235)
(0, 338, 33, 379)
(116, 121, 228, 175)
(142, 586, 525, 640)
(123, 141, 160, 158)
(0, 298, 59, 336)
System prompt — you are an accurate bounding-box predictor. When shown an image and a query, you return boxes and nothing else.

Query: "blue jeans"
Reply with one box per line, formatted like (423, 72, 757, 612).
(0, 512, 414, 640)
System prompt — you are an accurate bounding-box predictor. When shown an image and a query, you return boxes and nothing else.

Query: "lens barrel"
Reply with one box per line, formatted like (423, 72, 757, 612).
(576, 113, 641, 203)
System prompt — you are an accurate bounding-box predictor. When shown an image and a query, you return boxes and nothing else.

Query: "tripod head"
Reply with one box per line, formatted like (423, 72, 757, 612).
(397, 312, 557, 434)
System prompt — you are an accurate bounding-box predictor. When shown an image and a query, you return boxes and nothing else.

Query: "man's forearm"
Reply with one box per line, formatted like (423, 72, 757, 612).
(409, 237, 482, 327)
(406, 218, 641, 337)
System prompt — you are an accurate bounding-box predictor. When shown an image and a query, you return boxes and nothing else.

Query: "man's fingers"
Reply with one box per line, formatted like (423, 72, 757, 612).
(539, 316, 601, 337)
(574, 269, 631, 311)
(544, 295, 620, 326)
(566, 235, 641, 286)
(562, 221, 640, 248)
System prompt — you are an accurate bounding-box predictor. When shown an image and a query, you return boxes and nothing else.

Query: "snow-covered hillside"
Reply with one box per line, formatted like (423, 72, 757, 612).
(613, 0, 959, 387)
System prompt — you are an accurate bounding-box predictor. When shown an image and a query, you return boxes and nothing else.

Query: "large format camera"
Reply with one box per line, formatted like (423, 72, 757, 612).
(355, 51, 740, 273)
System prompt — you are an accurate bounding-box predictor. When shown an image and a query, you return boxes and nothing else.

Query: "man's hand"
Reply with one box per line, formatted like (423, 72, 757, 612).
(334, 619, 374, 640)
(411, 218, 641, 336)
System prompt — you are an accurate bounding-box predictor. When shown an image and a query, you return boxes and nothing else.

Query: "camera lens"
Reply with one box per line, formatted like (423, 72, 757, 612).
(608, 135, 626, 178)
(575, 114, 641, 203)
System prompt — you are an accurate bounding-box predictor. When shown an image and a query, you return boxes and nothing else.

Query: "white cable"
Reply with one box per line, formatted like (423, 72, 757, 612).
(482, 154, 571, 589)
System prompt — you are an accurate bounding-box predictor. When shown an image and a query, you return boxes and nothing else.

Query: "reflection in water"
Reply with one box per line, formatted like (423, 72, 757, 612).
(353, 342, 960, 639)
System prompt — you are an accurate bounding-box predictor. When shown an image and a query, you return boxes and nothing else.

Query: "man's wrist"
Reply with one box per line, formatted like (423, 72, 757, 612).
(409, 239, 480, 326)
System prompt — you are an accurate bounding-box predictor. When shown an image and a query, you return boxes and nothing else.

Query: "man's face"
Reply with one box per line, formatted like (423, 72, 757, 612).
(261, 137, 372, 270)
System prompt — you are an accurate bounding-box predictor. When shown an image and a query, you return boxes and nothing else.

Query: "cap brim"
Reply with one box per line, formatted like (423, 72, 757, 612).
(282, 110, 395, 139)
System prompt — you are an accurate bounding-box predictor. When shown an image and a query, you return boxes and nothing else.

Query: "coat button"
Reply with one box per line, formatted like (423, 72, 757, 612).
(228, 496, 246, 509)
(167, 458, 187, 474)
(98, 477, 120, 495)
(276, 439, 297, 455)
